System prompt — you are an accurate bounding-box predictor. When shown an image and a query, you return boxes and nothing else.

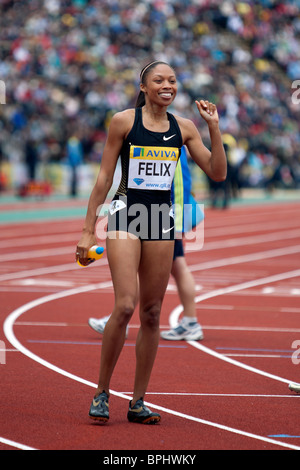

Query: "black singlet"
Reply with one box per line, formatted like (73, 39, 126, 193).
(107, 107, 183, 240)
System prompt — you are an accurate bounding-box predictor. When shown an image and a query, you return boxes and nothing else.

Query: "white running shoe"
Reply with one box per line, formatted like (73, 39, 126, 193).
(289, 383, 300, 394)
(160, 320, 204, 341)
(88, 315, 129, 338)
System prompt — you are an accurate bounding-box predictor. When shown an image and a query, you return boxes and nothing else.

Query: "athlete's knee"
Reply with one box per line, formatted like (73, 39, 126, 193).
(140, 303, 161, 329)
(115, 298, 135, 325)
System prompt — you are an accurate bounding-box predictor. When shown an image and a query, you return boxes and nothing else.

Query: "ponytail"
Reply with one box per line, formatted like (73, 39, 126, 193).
(135, 90, 145, 108)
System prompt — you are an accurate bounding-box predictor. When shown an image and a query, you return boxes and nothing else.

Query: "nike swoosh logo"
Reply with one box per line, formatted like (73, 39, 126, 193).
(162, 226, 174, 234)
(130, 406, 143, 413)
(163, 134, 176, 141)
(93, 398, 109, 408)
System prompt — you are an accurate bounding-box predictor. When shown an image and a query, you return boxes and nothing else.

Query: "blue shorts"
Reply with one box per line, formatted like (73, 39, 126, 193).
(173, 239, 184, 259)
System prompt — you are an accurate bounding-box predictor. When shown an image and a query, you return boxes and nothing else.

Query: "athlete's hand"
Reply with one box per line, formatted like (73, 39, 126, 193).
(195, 100, 219, 126)
(76, 231, 98, 267)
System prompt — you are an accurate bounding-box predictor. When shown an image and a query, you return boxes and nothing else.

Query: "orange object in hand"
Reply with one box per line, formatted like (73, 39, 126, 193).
(77, 246, 104, 267)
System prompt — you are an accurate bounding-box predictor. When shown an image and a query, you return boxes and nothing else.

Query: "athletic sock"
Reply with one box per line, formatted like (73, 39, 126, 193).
(181, 316, 197, 327)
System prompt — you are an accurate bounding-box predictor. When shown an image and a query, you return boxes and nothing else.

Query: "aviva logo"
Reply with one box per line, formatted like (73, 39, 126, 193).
(133, 147, 144, 158)
(131, 145, 179, 161)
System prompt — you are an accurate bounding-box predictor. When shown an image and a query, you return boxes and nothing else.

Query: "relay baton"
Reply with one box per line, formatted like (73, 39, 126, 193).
(76, 245, 104, 267)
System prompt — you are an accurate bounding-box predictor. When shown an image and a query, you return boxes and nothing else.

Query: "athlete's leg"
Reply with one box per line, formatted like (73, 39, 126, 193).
(94, 232, 141, 397)
(132, 240, 174, 405)
(161, 243, 203, 341)
(171, 254, 196, 318)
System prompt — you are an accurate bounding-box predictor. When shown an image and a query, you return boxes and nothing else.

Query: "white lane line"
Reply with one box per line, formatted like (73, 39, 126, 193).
(0, 222, 81, 239)
(0, 259, 108, 283)
(0, 246, 74, 262)
(15, 322, 69, 326)
(0, 244, 299, 284)
(3, 282, 112, 391)
(169, 268, 300, 387)
(1, 212, 300, 265)
(201, 228, 300, 251)
(204, 219, 300, 238)
(3, 280, 300, 450)
(0, 436, 37, 450)
(15, 279, 76, 287)
(0, 206, 297, 240)
(119, 391, 299, 398)
(0, 225, 299, 255)
(1, 228, 300, 262)
(222, 354, 290, 358)
(189, 245, 300, 271)
(282, 308, 300, 313)
(202, 326, 300, 333)
(14, 321, 300, 333)
(0, 232, 78, 249)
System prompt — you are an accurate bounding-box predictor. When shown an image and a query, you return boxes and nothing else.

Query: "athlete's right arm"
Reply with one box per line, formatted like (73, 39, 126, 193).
(76, 110, 134, 259)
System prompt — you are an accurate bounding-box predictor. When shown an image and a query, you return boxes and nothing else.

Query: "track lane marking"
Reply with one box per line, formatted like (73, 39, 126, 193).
(169, 268, 300, 387)
(189, 245, 300, 271)
(0, 259, 108, 282)
(119, 391, 300, 398)
(0, 436, 37, 450)
(3, 277, 300, 450)
(1, 244, 299, 283)
(201, 228, 300, 251)
(3, 207, 300, 450)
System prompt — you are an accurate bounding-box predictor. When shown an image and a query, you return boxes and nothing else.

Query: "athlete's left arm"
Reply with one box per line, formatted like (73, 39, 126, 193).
(179, 100, 227, 182)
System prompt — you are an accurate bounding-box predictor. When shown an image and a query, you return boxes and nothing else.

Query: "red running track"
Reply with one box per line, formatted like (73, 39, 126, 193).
(1, 197, 300, 451)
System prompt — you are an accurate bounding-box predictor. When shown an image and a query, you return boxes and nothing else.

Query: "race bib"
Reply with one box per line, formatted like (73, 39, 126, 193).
(128, 145, 180, 190)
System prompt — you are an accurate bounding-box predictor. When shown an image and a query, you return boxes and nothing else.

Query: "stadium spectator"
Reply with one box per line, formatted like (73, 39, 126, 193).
(0, 0, 299, 194)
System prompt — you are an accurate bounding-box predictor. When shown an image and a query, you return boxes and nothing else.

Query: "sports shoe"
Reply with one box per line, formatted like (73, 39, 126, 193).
(127, 398, 161, 424)
(88, 316, 110, 335)
(88, 315, 129, 338)
(289, 383, 300, 394)
(89, 390, 109, 423)
(160, 320, 204, 341)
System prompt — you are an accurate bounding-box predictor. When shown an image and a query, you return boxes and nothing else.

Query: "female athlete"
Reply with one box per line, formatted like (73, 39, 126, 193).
(76, 61, 227, 424)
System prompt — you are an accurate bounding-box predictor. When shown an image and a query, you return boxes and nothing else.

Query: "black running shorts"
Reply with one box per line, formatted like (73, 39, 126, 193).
(107, 194, 175, 241)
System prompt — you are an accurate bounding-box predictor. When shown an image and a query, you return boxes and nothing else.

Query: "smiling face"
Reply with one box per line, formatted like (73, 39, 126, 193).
(140, 63, 177, 107)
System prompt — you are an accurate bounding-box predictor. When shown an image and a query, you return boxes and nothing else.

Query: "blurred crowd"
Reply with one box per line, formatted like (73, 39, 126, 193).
(0, 0, 300, 195)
